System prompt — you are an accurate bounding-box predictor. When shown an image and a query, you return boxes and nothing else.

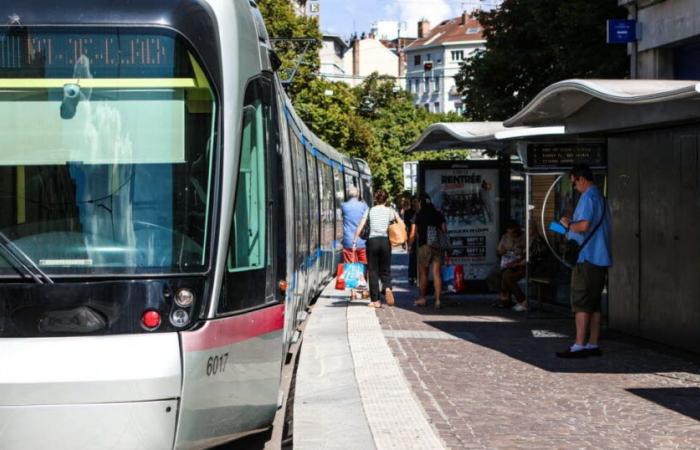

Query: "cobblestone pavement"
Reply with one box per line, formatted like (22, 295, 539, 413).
(375, 252, 700, 449)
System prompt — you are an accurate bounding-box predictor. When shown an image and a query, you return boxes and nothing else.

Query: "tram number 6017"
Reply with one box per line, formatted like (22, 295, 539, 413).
(206, 353, 229, 376)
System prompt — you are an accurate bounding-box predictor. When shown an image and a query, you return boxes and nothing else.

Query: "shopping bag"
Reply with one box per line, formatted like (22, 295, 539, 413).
(342, 262, 366, 289)
(335, 263, 346, 290)
(442, 263, 465, 294)
(454, 265, 464, 293)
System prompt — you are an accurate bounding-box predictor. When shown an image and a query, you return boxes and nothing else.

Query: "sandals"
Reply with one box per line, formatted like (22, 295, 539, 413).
(368, 301, 382, 309)
(434, 301, 441, 310)
(414, 298, 427, 307)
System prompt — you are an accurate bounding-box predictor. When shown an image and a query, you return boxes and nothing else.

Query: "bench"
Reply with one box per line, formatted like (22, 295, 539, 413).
(528, 277, 554, 312)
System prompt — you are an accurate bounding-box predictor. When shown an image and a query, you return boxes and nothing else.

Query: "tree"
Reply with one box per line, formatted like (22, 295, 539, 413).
(257, 0, 322, 97)
(455, 0, 629, 121)
(256, 4, 467, 194)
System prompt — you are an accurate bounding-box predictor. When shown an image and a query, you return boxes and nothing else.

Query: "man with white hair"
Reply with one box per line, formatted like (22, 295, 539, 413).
(341, 186, 368, 263)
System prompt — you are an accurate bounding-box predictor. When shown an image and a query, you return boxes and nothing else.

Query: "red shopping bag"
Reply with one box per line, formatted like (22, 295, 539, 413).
(335, 263, 346, 290)
(454, 264, 465, 293)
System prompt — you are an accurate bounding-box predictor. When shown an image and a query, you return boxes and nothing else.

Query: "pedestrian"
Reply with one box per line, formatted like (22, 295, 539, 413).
(341, 186, 368, 264)
(353, 189, 404, 308)
(493, 220, 527, 311)
(408, 193, 447, 309)
(403, 195, 420, 285)
(557, 164, 611, 358)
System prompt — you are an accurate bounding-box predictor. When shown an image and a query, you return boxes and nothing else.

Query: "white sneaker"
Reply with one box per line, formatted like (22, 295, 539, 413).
(512, 303, 527, 312)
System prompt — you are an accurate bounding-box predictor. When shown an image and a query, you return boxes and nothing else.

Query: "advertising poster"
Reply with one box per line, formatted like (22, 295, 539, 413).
(424, 167, 500, 280)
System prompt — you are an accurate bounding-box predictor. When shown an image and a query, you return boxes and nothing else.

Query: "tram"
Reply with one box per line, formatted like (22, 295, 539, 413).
(0, 0, 372, 448)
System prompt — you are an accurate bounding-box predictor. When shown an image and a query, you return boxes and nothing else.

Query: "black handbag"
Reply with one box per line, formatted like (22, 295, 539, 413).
(360, 214, 370, 240)
(564, 198, 606, 266)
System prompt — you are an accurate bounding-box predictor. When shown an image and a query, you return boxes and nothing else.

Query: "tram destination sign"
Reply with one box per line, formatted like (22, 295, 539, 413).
(526, 143, 607, 169)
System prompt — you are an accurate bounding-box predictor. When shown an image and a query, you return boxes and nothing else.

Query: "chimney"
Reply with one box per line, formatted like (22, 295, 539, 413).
(417, 19, 431, 39)
(461, 11, 469, 25)
(352, 38, 360, 76)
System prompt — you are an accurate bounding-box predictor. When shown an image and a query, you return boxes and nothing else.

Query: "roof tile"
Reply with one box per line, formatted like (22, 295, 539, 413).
(406, 15, 484, 49)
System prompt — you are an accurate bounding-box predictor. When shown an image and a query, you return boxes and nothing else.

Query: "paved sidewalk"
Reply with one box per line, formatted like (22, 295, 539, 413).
(295, 279, 444, 450)
(379, 252, 700, 449)
(295, 251, 700, 449)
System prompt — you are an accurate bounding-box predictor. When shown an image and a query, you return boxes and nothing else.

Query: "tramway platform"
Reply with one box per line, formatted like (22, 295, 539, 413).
(294, 251, 700, 449)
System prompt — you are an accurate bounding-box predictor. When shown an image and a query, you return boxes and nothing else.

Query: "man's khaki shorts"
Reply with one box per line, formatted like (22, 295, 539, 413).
(570, 261, 607, 313)
(417, 244, 443, 268)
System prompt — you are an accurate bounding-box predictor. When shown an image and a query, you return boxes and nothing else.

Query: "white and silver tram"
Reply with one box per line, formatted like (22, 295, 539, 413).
(0, 0, 372, 448)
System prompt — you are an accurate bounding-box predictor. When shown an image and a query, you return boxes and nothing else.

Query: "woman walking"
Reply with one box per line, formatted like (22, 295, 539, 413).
(353, 189, 404, 308)
(408, 193, 447, 309)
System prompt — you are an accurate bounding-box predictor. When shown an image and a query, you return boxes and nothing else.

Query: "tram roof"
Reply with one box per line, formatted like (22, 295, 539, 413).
(504, 79, 700, 133)
(406, 122, 565, 152)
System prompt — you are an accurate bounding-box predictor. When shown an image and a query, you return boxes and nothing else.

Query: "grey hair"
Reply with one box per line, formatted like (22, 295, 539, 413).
(348, 186, 359, 198)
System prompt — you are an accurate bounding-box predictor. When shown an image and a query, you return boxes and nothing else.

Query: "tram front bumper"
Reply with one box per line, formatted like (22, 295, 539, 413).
(0, 333, 182, 450)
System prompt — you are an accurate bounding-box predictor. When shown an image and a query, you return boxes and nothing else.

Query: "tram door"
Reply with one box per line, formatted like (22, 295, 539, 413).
(178, 78, 285, 446)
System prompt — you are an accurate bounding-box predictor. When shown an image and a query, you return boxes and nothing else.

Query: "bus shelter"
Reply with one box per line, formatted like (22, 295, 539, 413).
(505, 79, 700, 352)
(408, 122, 596, 307)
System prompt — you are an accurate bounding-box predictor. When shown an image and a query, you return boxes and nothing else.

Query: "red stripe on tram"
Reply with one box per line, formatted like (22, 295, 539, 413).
(183, 304, 285, 352)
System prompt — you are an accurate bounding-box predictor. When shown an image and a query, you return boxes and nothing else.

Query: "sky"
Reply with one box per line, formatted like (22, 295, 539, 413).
(319, 0, 500, 39)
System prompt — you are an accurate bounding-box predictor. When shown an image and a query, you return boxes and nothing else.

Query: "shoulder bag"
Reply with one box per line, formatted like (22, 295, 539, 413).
(388, 210, 407, 246)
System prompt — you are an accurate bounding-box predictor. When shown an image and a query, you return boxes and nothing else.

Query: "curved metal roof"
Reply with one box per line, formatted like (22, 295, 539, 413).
(406, 122, 511, 152)
(505, 79, 700, 128)
(406, 122, 566, 152)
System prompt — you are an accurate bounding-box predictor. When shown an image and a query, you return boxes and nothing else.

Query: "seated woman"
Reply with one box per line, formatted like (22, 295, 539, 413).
(494, 220, 527, 311)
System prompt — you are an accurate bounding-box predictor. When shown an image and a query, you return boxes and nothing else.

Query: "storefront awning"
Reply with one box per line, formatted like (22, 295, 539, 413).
(504, 79, 700, 132)
(407, 122, 565, 152)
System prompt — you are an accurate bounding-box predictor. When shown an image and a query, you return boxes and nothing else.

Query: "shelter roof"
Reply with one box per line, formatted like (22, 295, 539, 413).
(406, 122, 565, 152)
(505, 79, 700, 131)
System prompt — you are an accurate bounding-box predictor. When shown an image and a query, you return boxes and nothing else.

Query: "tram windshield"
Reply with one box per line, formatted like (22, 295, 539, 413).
(0, 27, 217, 275)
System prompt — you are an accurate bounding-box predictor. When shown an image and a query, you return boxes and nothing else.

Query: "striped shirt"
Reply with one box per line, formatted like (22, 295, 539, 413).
(363, 205, 400, 238)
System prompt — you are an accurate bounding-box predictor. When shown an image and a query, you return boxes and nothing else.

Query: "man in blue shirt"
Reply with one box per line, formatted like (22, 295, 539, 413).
(558, 165, 611, 358)
(341, 186, 368, 263)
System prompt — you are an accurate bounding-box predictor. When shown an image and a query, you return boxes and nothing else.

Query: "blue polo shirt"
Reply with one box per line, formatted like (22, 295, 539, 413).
(341, 198, 368, 249)
(566, 185, 612, 267)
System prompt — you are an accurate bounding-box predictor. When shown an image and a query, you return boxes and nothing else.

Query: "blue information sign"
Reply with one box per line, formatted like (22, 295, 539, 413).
(607, 19, 637, 44)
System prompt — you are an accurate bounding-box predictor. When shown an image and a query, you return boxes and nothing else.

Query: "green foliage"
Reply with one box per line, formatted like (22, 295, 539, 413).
(455, 0, 629, 121)
(257, 4, 466, 195)
(256, 0, 322, 97)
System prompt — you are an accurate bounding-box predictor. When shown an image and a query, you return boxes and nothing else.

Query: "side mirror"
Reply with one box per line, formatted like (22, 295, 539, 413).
(268, 49, 282, 72)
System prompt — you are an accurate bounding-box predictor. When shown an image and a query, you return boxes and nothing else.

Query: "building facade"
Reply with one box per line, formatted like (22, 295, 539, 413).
(620, 0, 700, 79)
(318, 35, 400, 87)
(403, 13, 486, 114)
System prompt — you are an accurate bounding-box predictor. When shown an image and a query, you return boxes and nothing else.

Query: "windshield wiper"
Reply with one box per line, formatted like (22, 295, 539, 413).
(0, 231, 53, 284)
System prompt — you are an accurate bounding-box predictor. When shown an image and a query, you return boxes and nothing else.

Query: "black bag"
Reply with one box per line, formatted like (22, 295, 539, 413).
(360, 213, 370, 241)
(564, 197, 606, 266)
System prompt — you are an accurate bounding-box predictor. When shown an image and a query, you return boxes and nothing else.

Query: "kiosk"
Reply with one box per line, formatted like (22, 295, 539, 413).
(505, 79, 700, 352)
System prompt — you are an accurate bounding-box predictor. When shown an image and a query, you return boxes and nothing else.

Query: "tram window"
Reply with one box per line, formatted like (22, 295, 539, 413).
(361, 178, 373, 206)
(333, 167, 344, 243)
(219, 78, 277, 315)
(306, 152, 320, 252)
(344, 174, 357, 199)
(228, 103, 266, 271)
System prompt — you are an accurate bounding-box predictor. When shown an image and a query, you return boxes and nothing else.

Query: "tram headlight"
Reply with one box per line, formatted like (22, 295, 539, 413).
(175, 288, 195, 307)
(170, 309, 190, 328)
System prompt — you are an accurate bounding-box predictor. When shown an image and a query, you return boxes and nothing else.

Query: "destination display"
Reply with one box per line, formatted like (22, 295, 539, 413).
(526, 143, 607, 169)
(0, 29, 185, 77)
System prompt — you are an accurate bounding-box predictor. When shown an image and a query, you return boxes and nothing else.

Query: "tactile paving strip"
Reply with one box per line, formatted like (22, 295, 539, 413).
(348, 304, 446, 450)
